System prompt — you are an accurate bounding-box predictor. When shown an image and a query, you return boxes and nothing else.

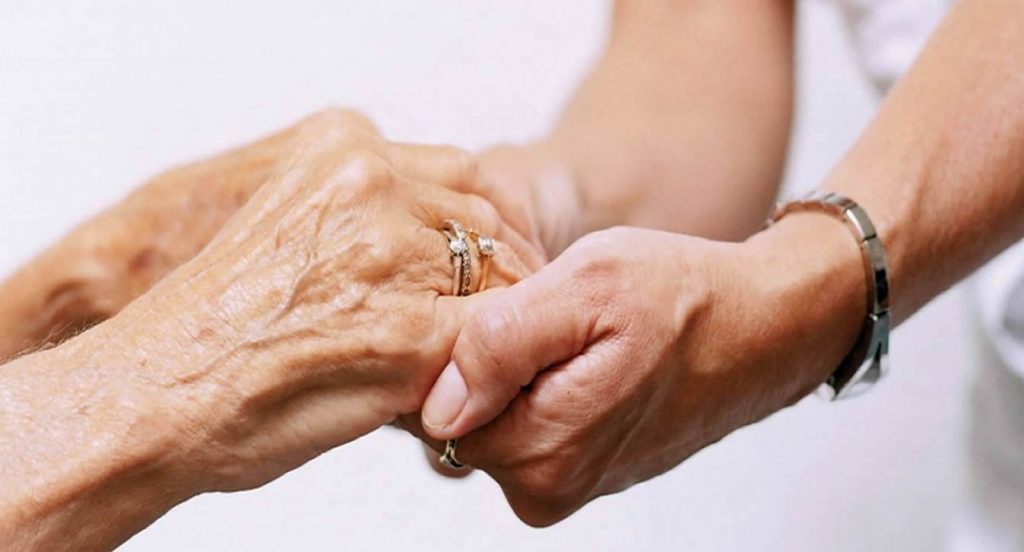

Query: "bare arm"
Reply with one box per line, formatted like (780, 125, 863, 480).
(417, 0, 1024, 526)
(0, 123, 306, 360)
(0, 332, 192, 550)
(0, 113, 537, 549)
(820, 0, 1024, 323)
(476, 0, 795, 254)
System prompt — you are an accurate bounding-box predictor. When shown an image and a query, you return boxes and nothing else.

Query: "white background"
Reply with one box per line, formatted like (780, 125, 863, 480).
(0, 2, 974, 550)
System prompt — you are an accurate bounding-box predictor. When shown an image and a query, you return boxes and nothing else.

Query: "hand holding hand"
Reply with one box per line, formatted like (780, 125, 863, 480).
(70, 110, 541, 494)
(0, 111, 547, 550)
(416, 218, 865, 525)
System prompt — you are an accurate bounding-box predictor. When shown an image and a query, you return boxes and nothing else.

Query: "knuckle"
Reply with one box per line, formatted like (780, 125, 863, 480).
(361, 226, 403, 270)
(301, 108, 377, 146)
(329, 124, 365, 147)
(446, 146, 479, 182)
(306, 107, 368, 128)
(341, 150, 393, 190)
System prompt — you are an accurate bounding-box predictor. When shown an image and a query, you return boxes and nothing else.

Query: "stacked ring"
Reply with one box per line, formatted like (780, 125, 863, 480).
(442, 219, 472, 297)
(437, 219, 498, 470)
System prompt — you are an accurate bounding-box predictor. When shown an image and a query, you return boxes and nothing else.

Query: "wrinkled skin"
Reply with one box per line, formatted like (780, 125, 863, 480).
(78, 111, 542, 493)
(0, 110, 550, 550)
(0, 110, 550, 360)
(0, 114, 313, 356)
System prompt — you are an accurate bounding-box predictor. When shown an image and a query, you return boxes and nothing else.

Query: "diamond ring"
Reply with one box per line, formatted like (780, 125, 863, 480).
(442, 219, 472, 297)
(467, 229, 496, 293)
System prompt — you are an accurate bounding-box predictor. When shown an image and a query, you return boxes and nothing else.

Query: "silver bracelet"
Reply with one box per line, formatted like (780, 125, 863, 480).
(768, 191, 891, 400)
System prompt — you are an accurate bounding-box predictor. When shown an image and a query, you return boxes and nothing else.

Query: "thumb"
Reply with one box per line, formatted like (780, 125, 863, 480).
(422, 263, 597, 440)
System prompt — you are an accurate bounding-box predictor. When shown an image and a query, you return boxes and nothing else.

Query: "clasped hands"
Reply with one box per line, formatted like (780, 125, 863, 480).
(31, 109, 863, 528)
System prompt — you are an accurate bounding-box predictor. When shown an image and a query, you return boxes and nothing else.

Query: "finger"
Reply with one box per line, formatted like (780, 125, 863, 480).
(483, 240, 532, 290)
(417, 184, 546, 274)
(286, 108, 383, 161)
(422, 259, 600, 440)
(416, 227, 531, 297)
(398, 144, 545, 255)
(386, 143, 478, 190)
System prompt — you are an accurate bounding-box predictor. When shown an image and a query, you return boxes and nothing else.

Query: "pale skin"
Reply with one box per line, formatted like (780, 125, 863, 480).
(0, 112, 541, 550)
(416, 0, 1024, 527)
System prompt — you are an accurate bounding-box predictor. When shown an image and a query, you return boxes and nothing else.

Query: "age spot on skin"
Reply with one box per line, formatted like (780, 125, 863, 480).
(129, 248, 160, 274)
(197, 327, 218, 341)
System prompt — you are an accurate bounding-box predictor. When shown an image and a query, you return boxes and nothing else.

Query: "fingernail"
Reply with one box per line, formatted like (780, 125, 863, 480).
(422, 361, 467, 432)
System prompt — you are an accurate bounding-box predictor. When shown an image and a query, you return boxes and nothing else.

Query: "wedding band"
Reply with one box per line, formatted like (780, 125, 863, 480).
(467, 229, 496, 293)
(440, 438, 465, 469)
(438, 219, 481, 470)
(442, 219, 472, 297)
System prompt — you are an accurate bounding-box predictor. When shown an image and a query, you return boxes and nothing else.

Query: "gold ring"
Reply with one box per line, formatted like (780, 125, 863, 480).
(467, 229, 496, 293)
(441, 219, 472, 297)
(437, 219, 484, 470)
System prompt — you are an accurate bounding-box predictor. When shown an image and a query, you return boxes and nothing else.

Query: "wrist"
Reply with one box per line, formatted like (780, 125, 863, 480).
(741, 213, 867, 397)
(0, 327, 199, 549)
(49, 327, 200, 496)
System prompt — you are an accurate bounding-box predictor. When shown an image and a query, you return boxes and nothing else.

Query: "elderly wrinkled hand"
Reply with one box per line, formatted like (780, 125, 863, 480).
(141, 111, 547, 492)
(5, 109, 540, 496)
(0, 112, 316, 356)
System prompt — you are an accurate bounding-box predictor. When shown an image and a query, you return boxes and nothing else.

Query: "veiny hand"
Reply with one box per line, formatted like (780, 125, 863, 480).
(75, 109, 542, 494)
(414, 217, 866, 526)
(0, 110, 356, 356)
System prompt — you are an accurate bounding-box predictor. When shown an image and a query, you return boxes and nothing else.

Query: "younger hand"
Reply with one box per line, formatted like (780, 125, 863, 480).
(416, 219, 865, 526)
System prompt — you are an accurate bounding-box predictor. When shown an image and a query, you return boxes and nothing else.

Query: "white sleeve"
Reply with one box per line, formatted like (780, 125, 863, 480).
(832, 0, 948, 93)
(977, 244, 1024, 380)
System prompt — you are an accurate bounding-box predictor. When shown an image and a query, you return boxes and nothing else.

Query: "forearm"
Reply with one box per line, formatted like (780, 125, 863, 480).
(486, 0, 795, 253)
(0, 326, 193, 551)
(0, 245, 109, 360)
(0, 123, 299, 360)
(0, 215, 179, 361)
(820, 0, 1024, 323)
